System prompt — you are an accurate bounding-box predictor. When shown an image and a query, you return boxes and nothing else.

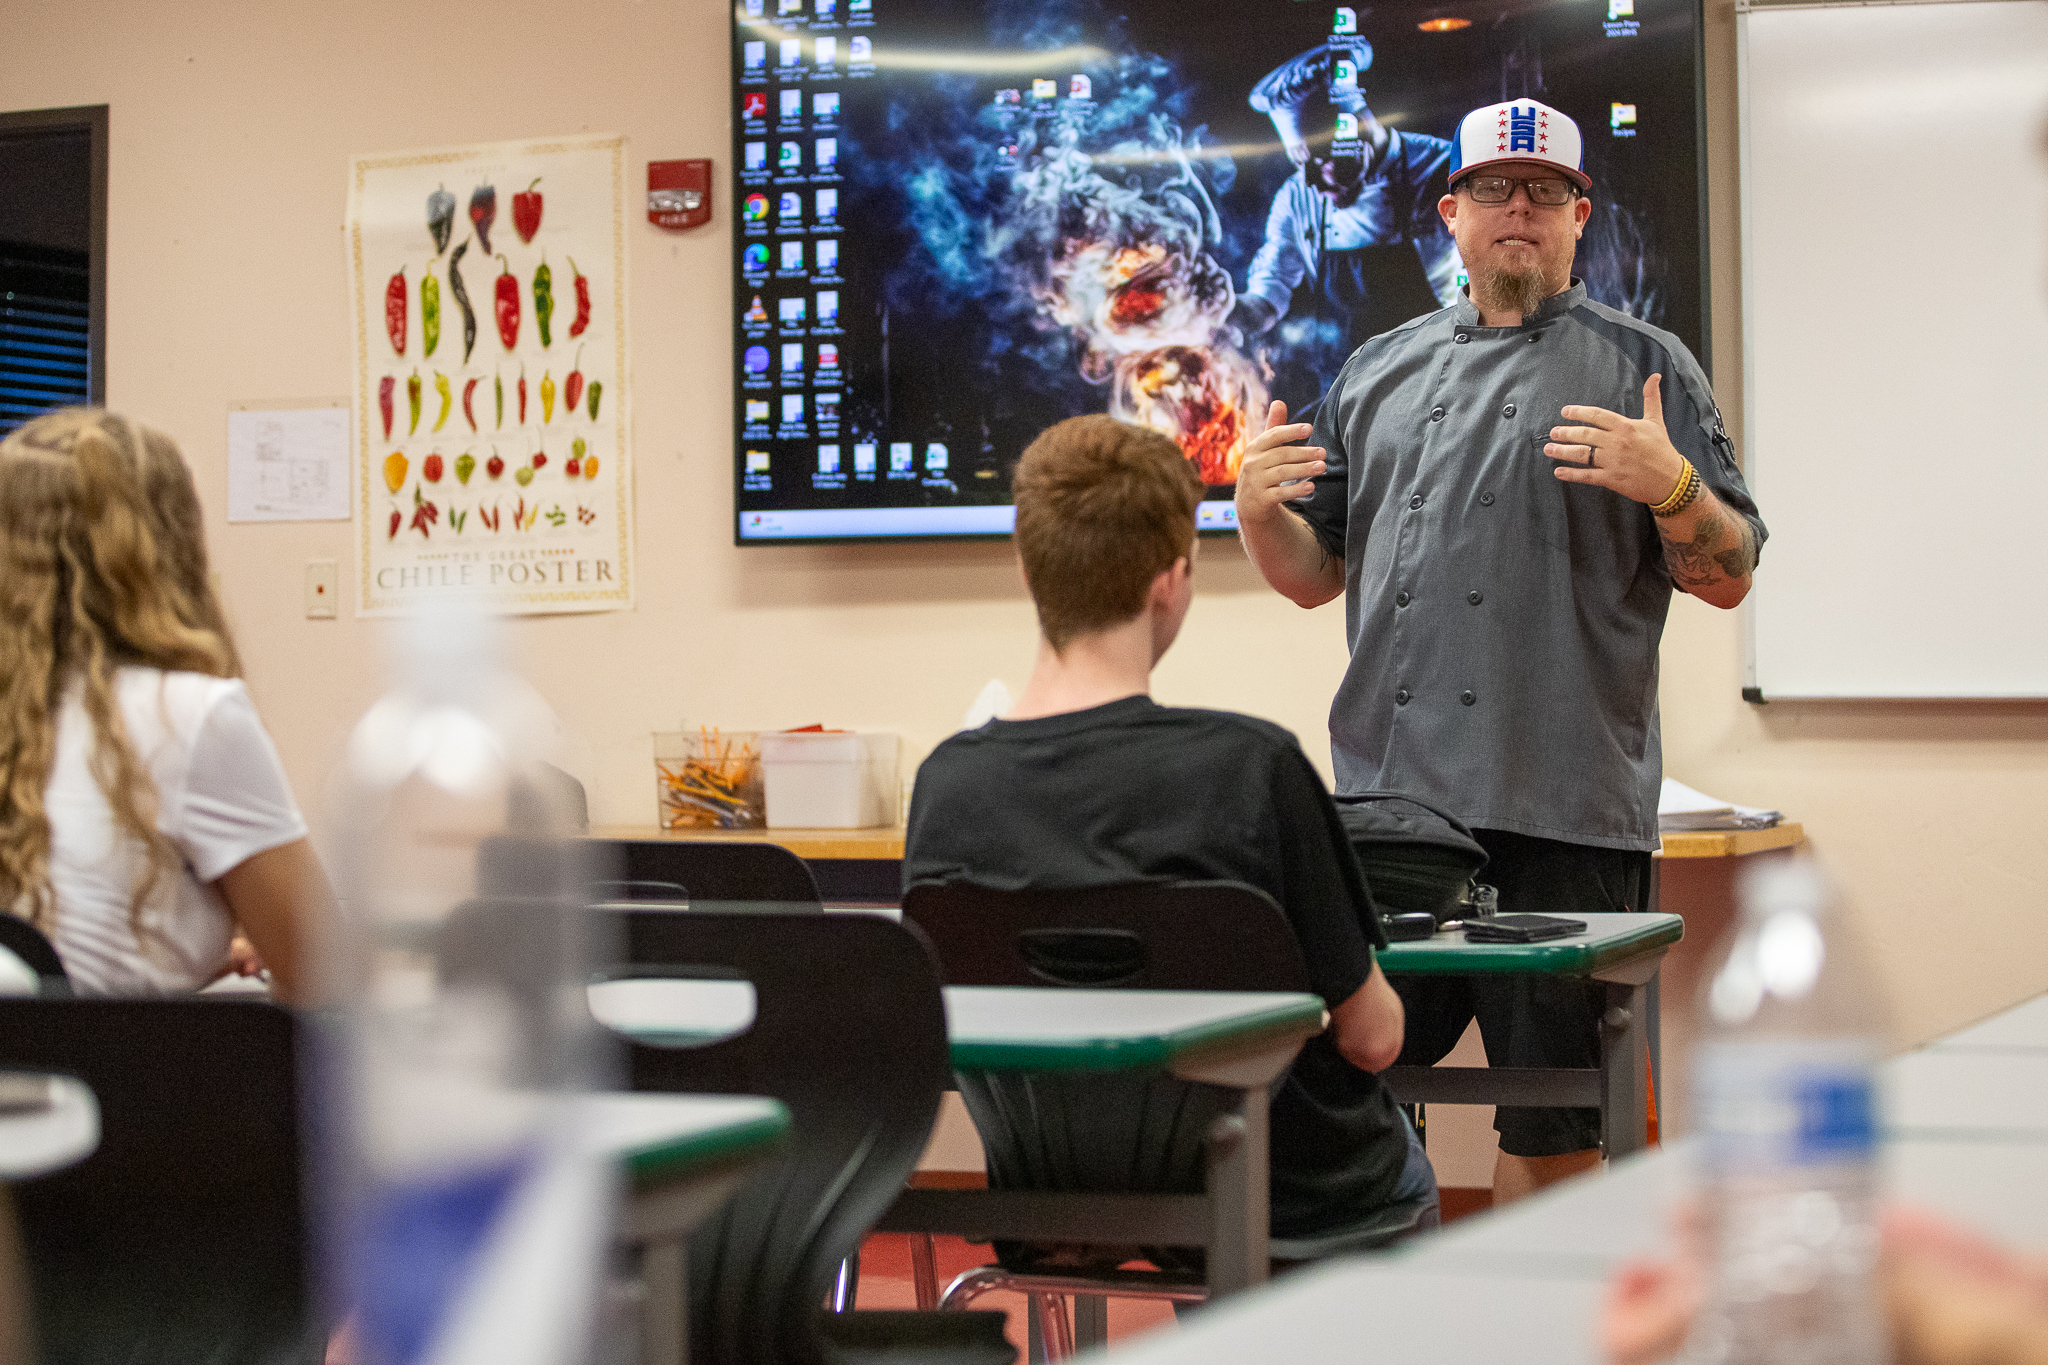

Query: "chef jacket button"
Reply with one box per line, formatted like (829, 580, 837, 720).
(1468, 590, 1483, 605)
(1396, 591, 1411, 607)
(1395, 689, 1412, 706)
(1454, 332, 1470, 344)
(1502, 403, 1517, 418)
(1479, 491, 1495, 506)
(1409, 493, 1425, 510)
(1529, 333, 1540, 343)
(1461, 690, 1476, 706)
(1430, 406, 1446, 422)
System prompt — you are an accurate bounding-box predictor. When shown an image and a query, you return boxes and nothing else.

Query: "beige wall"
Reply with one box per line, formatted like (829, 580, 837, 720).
(9, 0, 2042, 1048)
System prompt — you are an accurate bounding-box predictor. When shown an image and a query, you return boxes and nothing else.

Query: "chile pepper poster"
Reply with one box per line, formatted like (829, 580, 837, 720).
(348, 134, 632, 616)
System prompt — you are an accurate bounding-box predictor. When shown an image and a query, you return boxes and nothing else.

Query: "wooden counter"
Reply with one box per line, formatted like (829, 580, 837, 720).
(1657, 822, 1804, 859)
(589, 824, 907, 861)
(591, 822, 1806, 864)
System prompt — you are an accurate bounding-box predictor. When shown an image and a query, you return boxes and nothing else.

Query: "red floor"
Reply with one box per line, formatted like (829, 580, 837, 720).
(853, 1233, 1179, 1355)
(852, 1191, 1497, 1355)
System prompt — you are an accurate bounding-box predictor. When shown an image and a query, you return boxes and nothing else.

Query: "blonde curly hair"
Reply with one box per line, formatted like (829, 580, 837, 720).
(0, 408, 241, 938)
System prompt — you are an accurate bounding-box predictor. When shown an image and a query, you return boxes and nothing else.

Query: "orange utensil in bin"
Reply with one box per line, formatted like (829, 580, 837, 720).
(653, 729, 765, 829)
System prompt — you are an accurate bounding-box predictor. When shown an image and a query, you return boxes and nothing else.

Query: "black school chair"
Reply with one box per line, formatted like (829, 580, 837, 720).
(591, 837, 824, 913)
(0, 916, 69, 995)
(589, 907, 1014, 1365)
(0, 997, 318, 1365)
(903, 880, 1433, 1360)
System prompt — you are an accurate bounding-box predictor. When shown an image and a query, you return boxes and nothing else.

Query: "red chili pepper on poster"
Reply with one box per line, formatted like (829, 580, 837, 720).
(379, 375, 396, 440)
(494, 254, 520, 350)
(517, 363, 527, 426)
(513, 178, 543, 245)
(423, 453, 444, 484)
(409, 483, 440, 538)
(564, 345, 585, 414)
(566, 257, 591, 339)
(385, 266, 407, 354)
(388, 509, 402, 540)
(462, 377, 480, 432)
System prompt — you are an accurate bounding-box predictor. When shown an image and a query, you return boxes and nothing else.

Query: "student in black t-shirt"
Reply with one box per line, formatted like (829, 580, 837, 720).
(905, 414, 1438, 1243)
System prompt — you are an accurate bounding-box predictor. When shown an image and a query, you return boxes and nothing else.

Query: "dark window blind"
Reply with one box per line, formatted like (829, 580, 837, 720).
(0, 248, 90, 435)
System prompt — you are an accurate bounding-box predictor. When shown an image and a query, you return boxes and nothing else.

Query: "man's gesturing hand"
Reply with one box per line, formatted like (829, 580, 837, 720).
(1234, 400, 1326, 525)
(1546, 374, 1688, 507)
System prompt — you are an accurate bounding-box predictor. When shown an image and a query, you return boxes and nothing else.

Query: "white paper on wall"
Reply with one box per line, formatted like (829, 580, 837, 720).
(226, 405, 352, 522)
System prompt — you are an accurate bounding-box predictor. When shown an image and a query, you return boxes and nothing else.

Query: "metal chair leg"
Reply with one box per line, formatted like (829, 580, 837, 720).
(831, 1250, 860, 1312)
(910, 1233, 940, 1310)
(1030, 1293, 1074, 1362)
(1072, 1294, 1108, 1351)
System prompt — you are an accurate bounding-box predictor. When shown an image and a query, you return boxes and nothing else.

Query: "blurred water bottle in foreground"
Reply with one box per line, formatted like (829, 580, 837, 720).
(319, 611, 608, 1365)
(1688, 858, 1889, 1365)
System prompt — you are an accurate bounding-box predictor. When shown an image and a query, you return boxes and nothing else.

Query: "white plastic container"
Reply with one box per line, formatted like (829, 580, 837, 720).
(759, 731, 899, 828)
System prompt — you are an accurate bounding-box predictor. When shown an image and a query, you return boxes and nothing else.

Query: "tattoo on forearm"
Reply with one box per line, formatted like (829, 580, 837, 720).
(1661, 508, 1755, 587)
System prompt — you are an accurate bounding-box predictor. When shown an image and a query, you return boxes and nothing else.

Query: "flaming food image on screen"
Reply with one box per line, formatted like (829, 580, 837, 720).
(1007, 128, 1270, 485)
(736, 0, 1704, 540)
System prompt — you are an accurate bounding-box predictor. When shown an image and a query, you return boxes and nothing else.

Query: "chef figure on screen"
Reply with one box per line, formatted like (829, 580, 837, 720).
(1230, 42, 1464, 357)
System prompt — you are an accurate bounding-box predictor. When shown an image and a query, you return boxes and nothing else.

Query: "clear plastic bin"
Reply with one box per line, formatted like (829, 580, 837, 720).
(653, 729, 765, 829)
(759, 731, 899, 828)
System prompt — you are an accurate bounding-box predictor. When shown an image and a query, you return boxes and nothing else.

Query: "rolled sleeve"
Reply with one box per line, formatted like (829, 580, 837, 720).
(1662, 353, 1768, 558)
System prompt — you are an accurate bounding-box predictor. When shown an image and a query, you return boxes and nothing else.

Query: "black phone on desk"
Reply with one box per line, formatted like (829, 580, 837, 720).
(1463, 913, 1586, 944)
(1381, 911, 1438, 942)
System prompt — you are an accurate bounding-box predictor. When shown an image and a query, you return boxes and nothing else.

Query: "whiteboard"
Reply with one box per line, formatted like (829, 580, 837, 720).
(1739, 0, 2048, 698)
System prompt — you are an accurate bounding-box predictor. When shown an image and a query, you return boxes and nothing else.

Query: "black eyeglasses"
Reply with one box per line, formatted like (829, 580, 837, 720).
(1457, 175, 1579, 206)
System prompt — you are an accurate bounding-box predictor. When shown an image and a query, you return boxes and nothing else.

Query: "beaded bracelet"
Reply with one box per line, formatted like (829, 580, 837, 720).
(1651, 459, 1701, 518)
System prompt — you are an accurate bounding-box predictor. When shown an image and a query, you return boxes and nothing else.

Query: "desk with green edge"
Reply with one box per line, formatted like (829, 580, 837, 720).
(585, 1093, 791, 1365)
(1375, 911, 1684, 1160)
(605, 983, 1324, 1300)
(877, 987, 1327, 1300)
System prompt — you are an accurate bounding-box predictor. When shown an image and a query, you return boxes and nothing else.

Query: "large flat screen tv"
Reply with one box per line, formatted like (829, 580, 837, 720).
(731, 0, 1705, 543)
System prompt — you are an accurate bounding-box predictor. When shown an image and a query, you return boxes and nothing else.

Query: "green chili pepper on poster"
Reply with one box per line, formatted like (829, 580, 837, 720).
(407, 369, 422, 435)
(421, 268, 441, 357)
(494, 367, 503, 430)
(432, 371, 452, 432)
(586, 379, 602, 421)
(533, 256, 555, 348)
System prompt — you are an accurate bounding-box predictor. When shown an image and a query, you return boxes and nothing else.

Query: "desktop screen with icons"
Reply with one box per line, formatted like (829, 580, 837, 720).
(731, 0, 1704, 543)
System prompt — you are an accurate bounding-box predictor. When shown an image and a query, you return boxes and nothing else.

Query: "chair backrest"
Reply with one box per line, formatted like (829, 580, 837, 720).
(589, 909, 950, 1365)
(901, 881, 1313, 1276)
(901, 880, 1313, 993)
(0, 998, 315, 1364)
(0, 917, 68, 994)
(590, 838, 823, 912)
(590, 879, 689, 907)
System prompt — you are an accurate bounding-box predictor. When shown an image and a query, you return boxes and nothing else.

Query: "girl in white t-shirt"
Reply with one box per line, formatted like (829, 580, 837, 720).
(0, 409, 331, 1001)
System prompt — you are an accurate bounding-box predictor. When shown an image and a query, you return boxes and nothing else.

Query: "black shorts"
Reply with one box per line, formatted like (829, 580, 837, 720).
(1389, 828, 1653, 1159)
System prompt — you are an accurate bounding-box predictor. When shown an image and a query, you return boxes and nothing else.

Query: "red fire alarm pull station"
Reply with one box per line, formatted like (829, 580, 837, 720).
(648, 160, 712, 229)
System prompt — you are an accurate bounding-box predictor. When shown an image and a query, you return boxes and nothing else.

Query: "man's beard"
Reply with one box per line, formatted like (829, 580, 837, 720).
(1475, 264, 1551, 317)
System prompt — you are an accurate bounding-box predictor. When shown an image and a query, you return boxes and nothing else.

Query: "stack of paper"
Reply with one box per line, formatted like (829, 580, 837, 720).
(1659, 777, 1782, 832)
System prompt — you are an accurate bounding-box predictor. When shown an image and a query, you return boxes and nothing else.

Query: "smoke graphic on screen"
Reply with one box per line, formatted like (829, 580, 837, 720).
(875, 6, 1269, 484)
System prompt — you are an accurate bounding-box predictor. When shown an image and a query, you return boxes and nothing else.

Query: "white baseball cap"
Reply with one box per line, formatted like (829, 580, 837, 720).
(1448, 99, 1590, 191)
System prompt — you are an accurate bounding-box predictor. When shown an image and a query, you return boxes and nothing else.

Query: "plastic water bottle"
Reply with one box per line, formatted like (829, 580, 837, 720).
(1686, 858, 1889, 1365)
(319, 612, 607, 1365)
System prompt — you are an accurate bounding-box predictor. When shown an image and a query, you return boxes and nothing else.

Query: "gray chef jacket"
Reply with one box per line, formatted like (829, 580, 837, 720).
(1295, 281, 1765, 851)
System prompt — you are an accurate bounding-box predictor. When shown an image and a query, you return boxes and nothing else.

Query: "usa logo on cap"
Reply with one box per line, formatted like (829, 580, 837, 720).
(1449, 99, 1591, 190)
